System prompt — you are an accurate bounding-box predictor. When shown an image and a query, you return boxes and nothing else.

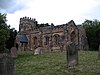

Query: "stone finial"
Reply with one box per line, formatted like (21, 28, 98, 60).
(27, 17, 28, 19)
(20, 18, 22, 21)
(34, 18, 36, 21)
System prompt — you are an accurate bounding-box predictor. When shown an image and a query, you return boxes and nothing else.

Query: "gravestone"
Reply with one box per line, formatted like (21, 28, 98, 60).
(34, 47, 43, 55)
(0, 54, 15, 75)
(67, 43, 78, 68)
(98, 45, 100, 59)
(10, 47, 17, 58)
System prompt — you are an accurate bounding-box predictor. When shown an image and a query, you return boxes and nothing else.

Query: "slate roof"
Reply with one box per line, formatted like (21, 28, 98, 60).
(17, 34, 28, 43)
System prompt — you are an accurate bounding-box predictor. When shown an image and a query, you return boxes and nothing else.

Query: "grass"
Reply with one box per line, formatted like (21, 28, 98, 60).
(15, 51, 100, 75)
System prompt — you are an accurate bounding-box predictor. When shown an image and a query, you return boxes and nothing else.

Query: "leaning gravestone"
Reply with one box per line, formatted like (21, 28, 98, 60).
(67, 43, 78, 68)
(10, 47, 17, 58)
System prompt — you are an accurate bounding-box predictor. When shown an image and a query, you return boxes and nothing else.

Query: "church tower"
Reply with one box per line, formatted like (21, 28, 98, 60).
(19, 16, 37, 32)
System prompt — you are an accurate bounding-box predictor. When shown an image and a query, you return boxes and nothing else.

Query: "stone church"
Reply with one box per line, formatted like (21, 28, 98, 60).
(16, 17, 88, 52)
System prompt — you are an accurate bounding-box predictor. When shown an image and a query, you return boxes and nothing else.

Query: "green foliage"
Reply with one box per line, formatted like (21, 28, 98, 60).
(36, 23, 50, 28)
(6, 28, 17, 50)
(15, 51, 100, 75)
(83, 19, 100, 50)
(0, 13, 9, 53)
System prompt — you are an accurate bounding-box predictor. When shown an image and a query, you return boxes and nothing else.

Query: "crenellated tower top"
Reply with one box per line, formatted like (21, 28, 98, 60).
(19, 16, 37, 31)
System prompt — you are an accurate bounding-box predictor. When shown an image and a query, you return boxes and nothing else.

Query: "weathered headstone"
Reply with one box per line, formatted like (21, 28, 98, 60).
(98, 45, 100, 59)
(0, 54, 15, 75)
(67, 43, 78, 68)
(10, 47, 17, 58)
(34, 47, 43, 55)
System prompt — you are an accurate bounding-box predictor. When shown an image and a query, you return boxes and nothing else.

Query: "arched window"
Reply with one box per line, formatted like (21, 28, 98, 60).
(54, 34, 60, 46)
(70, 31, 76, 43)
(45, 36, 49, 45)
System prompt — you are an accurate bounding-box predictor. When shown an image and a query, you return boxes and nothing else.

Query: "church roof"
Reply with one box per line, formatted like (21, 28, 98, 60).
(17, 34, 28, 43)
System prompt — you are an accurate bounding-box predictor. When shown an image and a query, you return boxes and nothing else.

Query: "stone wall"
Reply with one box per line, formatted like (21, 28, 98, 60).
(77, 25, 89, 50)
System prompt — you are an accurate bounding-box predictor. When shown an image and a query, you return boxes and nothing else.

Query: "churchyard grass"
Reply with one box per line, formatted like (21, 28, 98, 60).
(15, 51, 100, 75)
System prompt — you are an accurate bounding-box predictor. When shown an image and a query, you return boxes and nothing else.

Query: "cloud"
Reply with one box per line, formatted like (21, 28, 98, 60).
(22, 0, 100, 24)
(6, 0, 100, 31)
(0, 0, 29, 13)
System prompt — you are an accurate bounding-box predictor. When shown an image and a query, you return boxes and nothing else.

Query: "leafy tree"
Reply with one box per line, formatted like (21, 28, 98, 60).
(83, 19, 100, 50)
(36, 23, 50, 28)
(0, 13, 10, 53)
(6, 28, 17, 50)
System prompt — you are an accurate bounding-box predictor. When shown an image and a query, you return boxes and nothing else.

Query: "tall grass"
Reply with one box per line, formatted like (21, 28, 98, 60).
(15, 51, 100, 75)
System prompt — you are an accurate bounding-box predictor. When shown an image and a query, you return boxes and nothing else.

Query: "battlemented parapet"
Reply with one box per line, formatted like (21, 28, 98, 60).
(19, 16, 37, 31)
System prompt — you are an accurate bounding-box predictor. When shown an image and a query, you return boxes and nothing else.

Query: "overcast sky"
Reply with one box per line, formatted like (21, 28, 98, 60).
(0, 0, 100, 30)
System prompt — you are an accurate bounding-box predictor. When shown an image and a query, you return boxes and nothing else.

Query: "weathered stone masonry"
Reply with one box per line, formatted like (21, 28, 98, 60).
(17, 17, 88, 51)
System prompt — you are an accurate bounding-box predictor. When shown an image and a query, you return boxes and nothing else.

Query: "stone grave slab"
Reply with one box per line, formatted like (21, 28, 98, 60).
(34, 47, 43, 55)
(67, 43, 78, 67)
(98, 45, 100, 59)
(10, 47, 17, 58)
(0, 54, 15, 75)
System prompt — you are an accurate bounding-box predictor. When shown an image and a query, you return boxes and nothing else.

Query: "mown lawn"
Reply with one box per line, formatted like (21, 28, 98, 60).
(15, 51, 100, 75)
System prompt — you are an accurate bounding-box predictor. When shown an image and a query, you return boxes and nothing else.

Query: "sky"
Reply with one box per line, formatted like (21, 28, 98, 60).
(0, 0, 100, 31)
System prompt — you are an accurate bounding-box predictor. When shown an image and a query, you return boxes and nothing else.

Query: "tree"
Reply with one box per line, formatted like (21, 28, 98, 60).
(0, 13, 10, 53)
(6, 28, 17, 50)
(83, 19, 100, 50)
(36, 23, 50, 28)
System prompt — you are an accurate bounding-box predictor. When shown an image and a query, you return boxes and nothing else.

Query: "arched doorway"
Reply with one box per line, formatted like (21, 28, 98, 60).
(33, 37, 38, 49)
(70, 31, 76, 44)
